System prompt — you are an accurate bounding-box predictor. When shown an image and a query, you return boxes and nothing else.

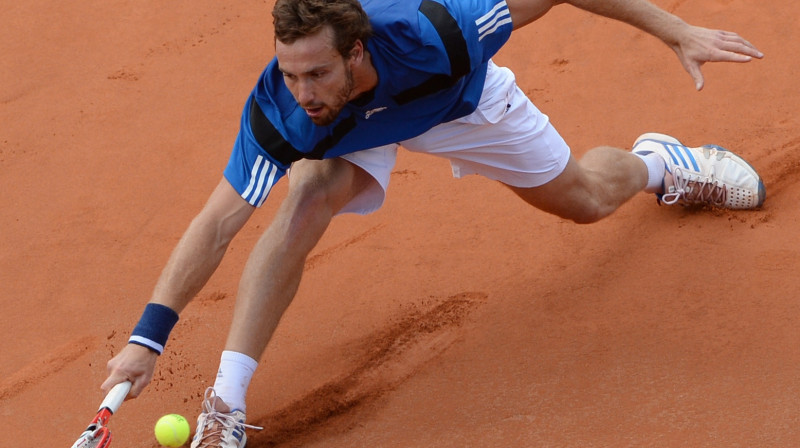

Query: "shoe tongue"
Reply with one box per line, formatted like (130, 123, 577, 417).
(215, 402, 232, 413)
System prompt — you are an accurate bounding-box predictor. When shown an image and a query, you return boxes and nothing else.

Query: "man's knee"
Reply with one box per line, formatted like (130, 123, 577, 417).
(507, 155, 614, 224)
(509, 148, 646, 224)
(510, 182, 604, 224)
(287, 159, 359, 212)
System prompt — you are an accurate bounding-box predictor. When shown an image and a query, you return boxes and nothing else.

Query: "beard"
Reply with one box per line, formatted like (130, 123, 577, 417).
(307, 67, 355, 126)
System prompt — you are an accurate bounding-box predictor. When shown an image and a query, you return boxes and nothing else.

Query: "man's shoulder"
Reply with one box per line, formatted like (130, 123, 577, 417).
(362, 0, 512, 65)
(362, 0, 429, 53)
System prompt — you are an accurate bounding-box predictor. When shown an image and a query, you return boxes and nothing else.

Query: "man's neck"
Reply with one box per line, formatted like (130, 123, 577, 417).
(349, 50, 378, 101)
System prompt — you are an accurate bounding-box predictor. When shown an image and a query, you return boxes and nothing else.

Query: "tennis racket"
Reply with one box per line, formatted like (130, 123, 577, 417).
(70, 381, 131, 448)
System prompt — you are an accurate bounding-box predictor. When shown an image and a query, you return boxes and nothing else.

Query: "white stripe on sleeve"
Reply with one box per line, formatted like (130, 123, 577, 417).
(254, 163, 279, 207)
(242, 155, 265, 201)
(476, 1, 511, 41)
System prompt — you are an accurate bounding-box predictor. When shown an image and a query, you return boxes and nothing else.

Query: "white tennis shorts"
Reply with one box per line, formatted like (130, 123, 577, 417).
(339, 60, 571, 215)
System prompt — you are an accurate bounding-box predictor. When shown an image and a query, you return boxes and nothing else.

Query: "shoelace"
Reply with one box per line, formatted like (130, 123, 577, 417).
(661, 166, 727, 207)
(194, 410, 263, 448)
(194, 388, 263, 448)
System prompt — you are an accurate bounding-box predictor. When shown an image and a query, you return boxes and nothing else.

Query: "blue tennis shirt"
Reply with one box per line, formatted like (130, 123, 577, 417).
(225, 0, 513, 206)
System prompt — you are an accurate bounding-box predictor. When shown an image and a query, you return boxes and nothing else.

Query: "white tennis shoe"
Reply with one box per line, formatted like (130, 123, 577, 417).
(632, 132, 765, 209)
(191, 388, 262, 448)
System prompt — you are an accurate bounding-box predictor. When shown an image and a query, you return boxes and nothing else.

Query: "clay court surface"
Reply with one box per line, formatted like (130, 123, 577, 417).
(2, 0, 799, 446)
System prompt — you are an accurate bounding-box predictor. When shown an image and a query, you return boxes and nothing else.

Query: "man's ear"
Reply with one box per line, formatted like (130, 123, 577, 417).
(348, 39, 365, 63)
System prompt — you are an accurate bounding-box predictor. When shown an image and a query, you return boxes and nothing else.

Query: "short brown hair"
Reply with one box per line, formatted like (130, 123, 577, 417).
(272, 0, 373, 57)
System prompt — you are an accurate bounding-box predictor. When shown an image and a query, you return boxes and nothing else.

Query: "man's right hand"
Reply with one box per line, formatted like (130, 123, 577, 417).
(102, 343, 159, 398)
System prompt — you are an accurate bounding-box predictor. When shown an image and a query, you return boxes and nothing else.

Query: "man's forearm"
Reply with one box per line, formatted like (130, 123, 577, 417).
(149, 215, 232, 313)
(126, 214, 235, 356)
(563, 0, 687, 46)
(147, 180, 254, 314)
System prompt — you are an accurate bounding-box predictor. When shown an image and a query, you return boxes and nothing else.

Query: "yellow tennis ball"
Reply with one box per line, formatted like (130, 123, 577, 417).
(154, 414, 191, 447)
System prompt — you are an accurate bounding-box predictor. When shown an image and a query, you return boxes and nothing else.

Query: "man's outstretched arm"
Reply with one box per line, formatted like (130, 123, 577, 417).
(507, 0, 763, 90)
(102, 179, 255, 398)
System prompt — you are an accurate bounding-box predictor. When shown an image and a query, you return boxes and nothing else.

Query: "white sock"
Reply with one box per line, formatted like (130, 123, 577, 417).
(634, 152, 667, 193)
(213, 350, 258, 413)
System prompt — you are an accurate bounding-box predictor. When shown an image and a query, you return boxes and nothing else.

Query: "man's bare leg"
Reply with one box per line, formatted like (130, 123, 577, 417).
(508, 147, 649, 224)
(227, 157, 374, 358)
(205, 157, 374, 416)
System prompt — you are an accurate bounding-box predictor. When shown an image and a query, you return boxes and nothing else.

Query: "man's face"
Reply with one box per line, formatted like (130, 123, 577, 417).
(276, 27, 355, 126)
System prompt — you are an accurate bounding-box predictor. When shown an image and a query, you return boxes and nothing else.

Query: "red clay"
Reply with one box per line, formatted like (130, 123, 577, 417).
(2, 1, 799, 446)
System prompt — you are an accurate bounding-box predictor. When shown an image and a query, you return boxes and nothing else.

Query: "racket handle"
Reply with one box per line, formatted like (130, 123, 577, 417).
(99, 381, 131, 414)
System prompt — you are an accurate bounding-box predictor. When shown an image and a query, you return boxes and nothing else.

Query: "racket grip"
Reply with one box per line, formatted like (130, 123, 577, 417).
(99, 381, 131, 413)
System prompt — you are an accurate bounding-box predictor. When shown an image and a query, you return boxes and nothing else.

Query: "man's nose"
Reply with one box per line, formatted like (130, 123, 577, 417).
(296, 80, 315, 105)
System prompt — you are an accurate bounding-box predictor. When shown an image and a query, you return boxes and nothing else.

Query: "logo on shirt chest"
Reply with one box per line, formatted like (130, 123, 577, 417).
(364, 106, 388, 120)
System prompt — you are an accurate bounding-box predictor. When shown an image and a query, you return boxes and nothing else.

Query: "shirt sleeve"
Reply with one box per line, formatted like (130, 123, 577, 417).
(223, 96, 288, 207)
(420, 0, 513, 75)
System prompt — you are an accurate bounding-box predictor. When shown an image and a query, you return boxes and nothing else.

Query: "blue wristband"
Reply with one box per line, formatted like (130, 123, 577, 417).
(129, 303, 179, 355)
